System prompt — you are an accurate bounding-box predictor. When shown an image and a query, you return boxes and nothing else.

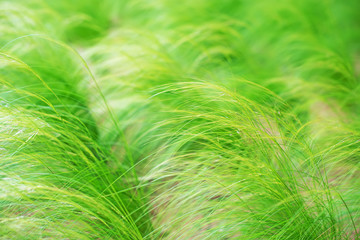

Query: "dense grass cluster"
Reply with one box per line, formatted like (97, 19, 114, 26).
(0, 0, 359, 239)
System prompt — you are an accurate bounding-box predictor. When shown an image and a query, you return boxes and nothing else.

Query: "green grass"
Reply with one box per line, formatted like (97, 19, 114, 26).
(0, 0, 359, 239)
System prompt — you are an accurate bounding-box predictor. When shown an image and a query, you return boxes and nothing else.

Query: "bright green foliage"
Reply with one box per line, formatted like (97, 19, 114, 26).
(0, 0, 359, 239)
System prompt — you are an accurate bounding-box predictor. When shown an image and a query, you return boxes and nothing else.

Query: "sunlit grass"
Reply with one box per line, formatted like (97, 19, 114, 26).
(0, 0, 359, 239)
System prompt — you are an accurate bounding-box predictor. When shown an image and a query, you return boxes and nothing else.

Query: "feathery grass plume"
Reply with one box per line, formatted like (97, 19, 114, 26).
(144, 82, 359, 239)
(0, 24, 152, 240)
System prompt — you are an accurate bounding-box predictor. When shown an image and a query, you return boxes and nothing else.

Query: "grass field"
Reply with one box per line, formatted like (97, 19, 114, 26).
(0, 0, 359, 239)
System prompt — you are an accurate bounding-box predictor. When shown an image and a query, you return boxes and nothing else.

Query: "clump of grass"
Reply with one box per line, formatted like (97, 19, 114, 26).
(0, 0, 359, 239)
(145, 82, 359, 239)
